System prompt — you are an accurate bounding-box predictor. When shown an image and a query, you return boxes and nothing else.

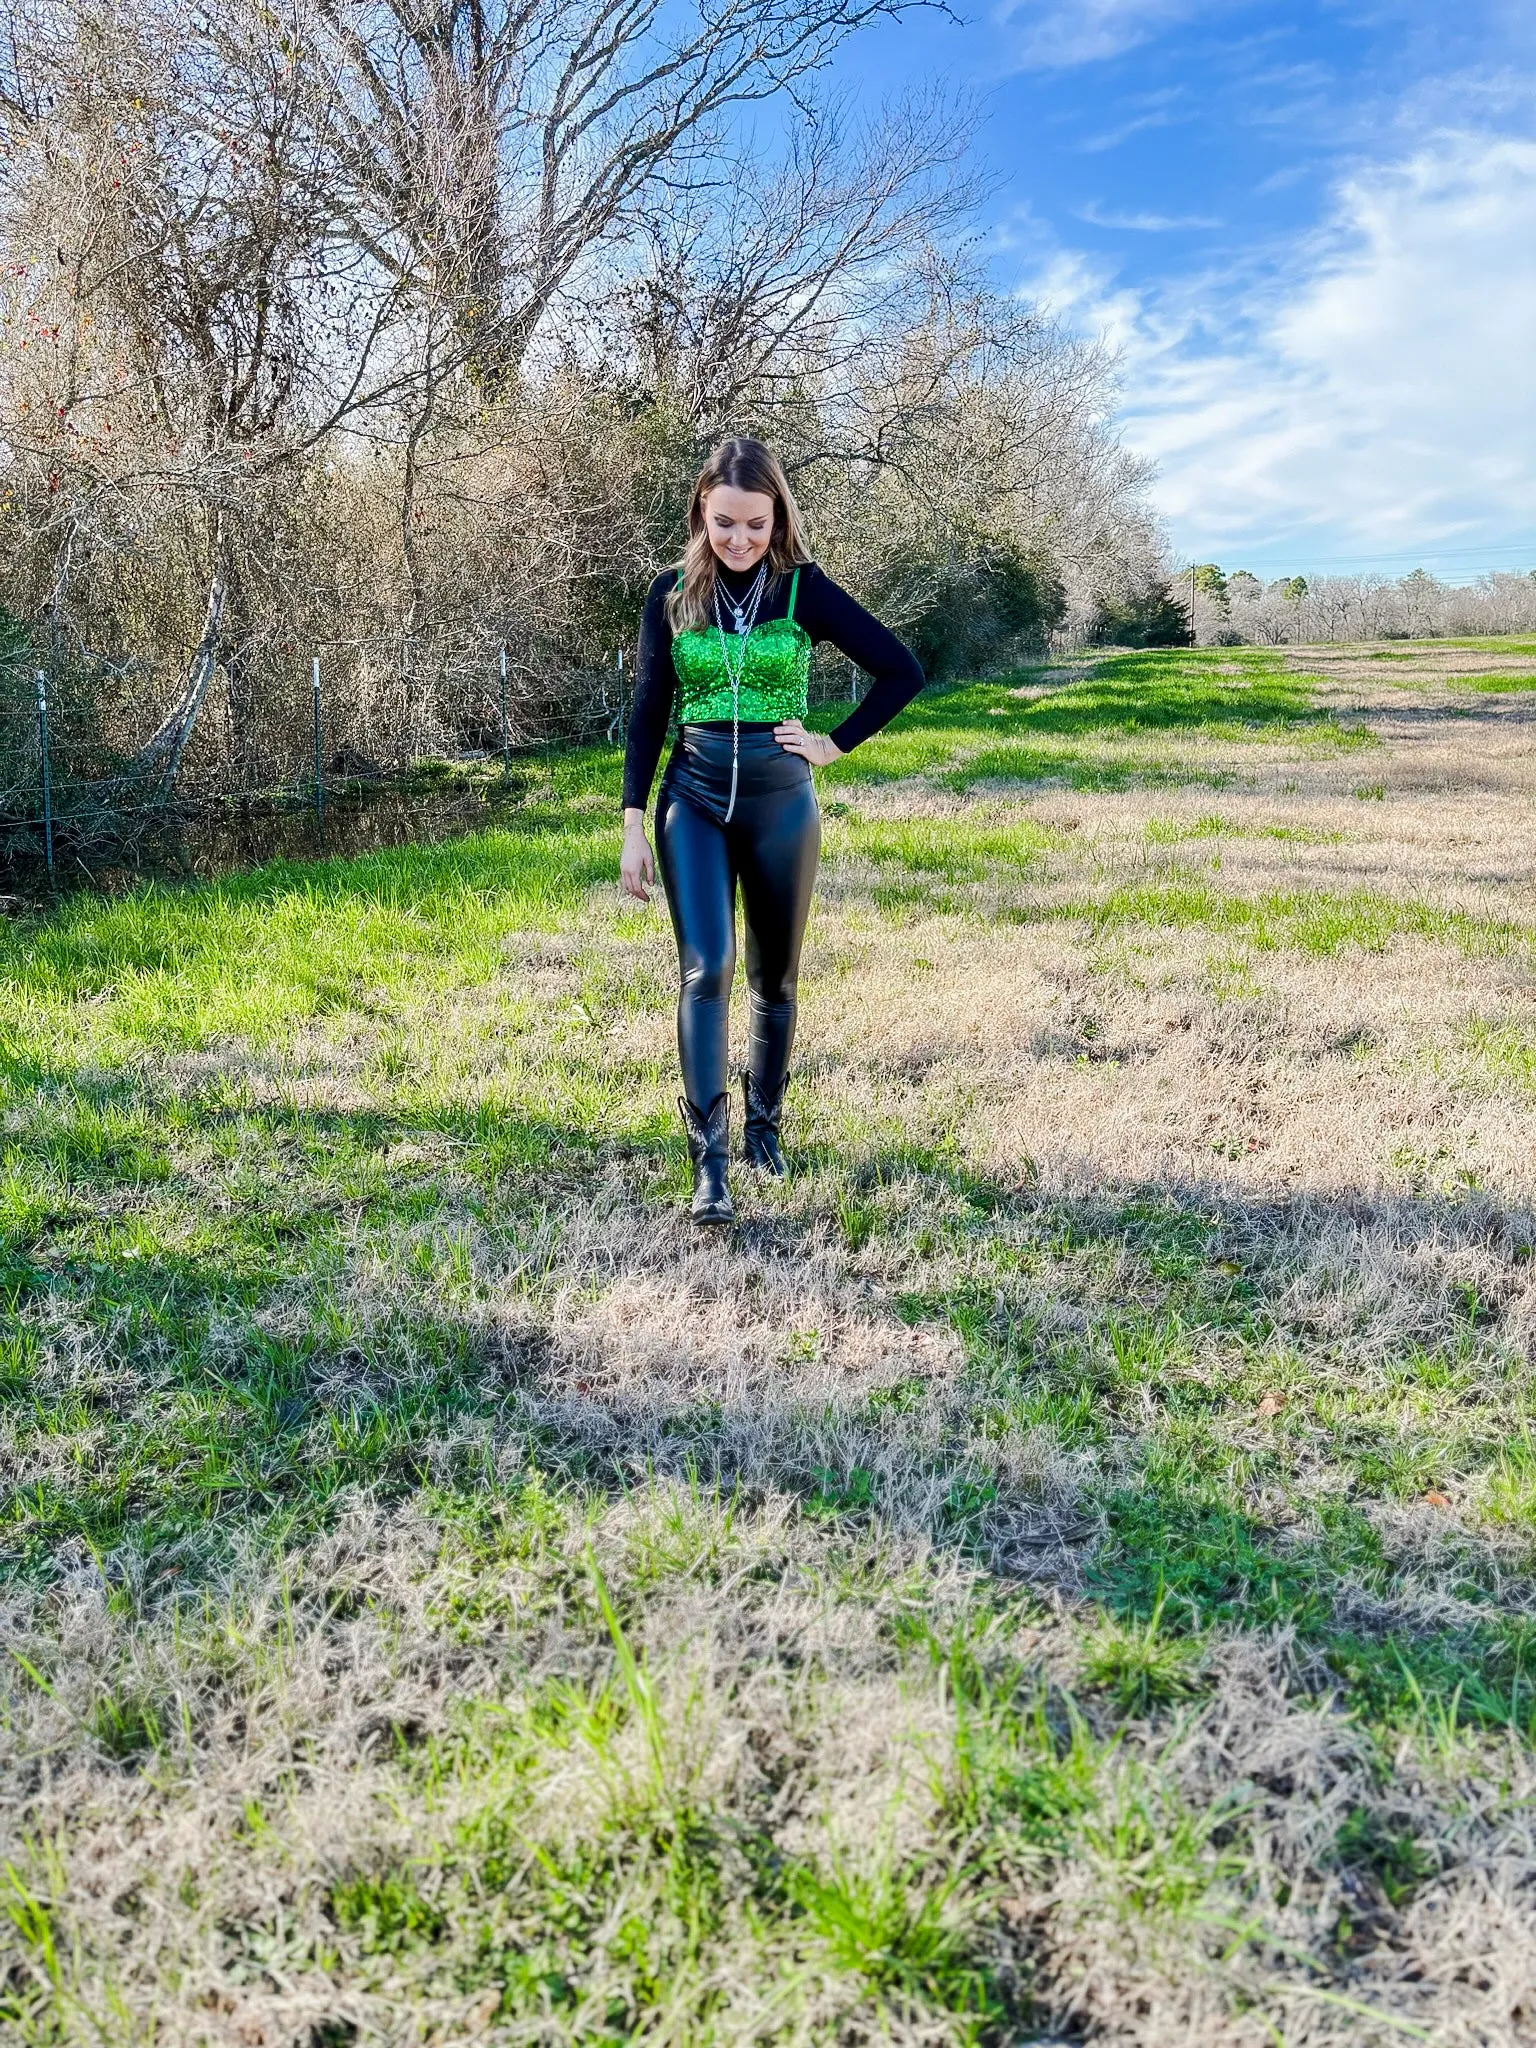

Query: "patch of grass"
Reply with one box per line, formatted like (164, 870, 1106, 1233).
(1334, 1809, 1434, 1908)
(1080, 1594, 1203, 1714)
(0, 818, 616, 1065)
(814, 646, 1363, 796)
(789, 1853, 1002, 2019)
(818, 817, 1508, 964)
(330, 1871, 448, 1955)
(826, 812, 1060, 880)
(1143, 814, 1346, 847)
(1064, 880, 1519, 958)
(1458, 1018, 1536, 1097)
(87, 1685, 168, 1763)
(1144, 812, 1227, 844)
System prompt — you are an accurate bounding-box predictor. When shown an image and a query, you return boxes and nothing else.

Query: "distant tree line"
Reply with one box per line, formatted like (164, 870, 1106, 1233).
(1182, 564, 1536, 646)
(0, 0, 1168, 827)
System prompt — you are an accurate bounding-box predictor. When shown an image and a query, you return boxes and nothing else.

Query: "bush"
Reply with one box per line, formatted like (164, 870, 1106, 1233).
(1088, 580, 1193, 648)
(0, 606, 37, 835)
(890, 529, 1066, 682)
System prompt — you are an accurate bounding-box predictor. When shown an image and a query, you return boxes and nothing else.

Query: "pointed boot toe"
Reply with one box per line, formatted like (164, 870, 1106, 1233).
(679, 1094, 735, 1224)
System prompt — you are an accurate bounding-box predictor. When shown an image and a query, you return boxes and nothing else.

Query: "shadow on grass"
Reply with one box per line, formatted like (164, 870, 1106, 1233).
(7, 1082, 1536, 1741)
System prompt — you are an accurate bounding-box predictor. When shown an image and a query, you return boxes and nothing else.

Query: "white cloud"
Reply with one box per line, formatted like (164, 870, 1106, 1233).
(1080, 106, 1183, 153)
(996, 0, 1229, 69)
(1037, 132, 1536, 565)
(1077, 202, 1224, 230)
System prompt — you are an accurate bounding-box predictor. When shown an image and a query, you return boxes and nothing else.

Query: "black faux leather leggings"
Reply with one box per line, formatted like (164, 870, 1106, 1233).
(655, 724, 821, 1111)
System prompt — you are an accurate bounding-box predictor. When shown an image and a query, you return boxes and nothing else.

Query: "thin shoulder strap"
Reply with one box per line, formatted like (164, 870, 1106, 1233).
(787, 566, 801, 621)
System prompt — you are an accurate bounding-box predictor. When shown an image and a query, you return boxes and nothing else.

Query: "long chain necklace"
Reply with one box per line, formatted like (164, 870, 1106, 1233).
(713, 563, 769, 822)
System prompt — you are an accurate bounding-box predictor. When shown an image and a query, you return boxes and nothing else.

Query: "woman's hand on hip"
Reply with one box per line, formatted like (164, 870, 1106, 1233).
(774, 719, 844, 768)
(620, 818, 656, 903)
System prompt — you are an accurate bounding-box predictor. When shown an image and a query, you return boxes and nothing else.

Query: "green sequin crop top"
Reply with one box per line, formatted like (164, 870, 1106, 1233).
(671, 568, 812, 727)
(621, 560, 927, 810)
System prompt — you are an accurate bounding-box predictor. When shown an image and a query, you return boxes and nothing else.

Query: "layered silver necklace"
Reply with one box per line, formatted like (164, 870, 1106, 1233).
(713, 562, 769, 822)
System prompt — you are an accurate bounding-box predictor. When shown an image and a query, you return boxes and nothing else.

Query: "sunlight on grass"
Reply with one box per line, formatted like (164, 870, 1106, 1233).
(1459, 1018, 1536, 1096)
(817, 646, 1367, 794)
(0, 820, 615, 1063)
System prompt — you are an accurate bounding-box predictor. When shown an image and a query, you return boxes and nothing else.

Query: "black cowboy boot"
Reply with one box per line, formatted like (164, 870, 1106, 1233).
(679, 1094, 734, 1224)
(741, 1070, 788, 1177)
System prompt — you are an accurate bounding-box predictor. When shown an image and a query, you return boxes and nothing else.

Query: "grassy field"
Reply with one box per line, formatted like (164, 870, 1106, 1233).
(6, 642, 1536, 2045)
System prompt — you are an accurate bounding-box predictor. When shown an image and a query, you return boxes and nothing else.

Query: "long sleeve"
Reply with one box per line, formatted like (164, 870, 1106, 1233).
(622, 573, 678, 810)
(795, 567, 926, 753)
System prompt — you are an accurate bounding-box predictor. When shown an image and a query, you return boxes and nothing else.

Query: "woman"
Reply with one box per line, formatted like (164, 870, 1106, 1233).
(621, 437, 926, 1223)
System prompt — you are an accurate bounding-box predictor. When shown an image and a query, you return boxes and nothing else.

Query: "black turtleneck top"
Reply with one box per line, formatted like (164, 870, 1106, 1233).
(621, 560, 926, 811)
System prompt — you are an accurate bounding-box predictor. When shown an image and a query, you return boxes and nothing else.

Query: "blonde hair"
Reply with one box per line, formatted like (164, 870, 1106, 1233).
(667, 437, 811, 634)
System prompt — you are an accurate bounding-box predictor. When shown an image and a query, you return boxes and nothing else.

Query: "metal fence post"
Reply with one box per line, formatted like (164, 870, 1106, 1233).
(311, 654, 325, 847)
(499, 643, 510, 780)
(34, 669, 54, 883)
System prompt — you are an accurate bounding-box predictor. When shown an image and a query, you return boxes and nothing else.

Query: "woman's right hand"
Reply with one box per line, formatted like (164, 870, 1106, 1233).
(620, 817, 656, 903)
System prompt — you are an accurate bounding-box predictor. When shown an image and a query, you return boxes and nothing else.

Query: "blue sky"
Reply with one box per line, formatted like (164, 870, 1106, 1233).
(844, 0, 1536, 579)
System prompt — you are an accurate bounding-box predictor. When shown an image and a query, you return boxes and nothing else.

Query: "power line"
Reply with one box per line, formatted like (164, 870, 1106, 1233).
(1181, 540, 1536, 575)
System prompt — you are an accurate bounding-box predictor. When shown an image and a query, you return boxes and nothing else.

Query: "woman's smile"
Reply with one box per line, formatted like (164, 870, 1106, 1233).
(704, 482, 776, 571)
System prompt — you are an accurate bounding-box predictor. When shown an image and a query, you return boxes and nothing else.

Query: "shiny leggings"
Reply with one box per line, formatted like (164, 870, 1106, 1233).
(655, 725, 821, 1111)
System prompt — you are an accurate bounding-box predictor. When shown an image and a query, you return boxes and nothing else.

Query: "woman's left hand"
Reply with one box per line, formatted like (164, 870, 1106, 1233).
(774, 719, 844, 768)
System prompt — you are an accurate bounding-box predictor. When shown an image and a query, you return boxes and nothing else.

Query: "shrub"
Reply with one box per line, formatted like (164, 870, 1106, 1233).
(890, 528, 1066, 682)
(1088, 580, 1193, 649)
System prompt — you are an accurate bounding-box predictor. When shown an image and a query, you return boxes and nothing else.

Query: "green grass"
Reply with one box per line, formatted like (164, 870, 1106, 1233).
(2, 816, 617, 1062)
(815, 645, 1368, 793)
(1142, 812, 1344, 846)
(1075, 882, 1518, 956)
(3, 645, 1533, 2045)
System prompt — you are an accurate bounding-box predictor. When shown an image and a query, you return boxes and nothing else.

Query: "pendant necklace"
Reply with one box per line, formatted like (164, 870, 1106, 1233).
(719, 563, 767, 642)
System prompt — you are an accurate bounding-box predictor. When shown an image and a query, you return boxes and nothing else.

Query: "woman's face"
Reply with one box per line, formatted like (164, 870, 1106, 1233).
(703, 485, 777, 572)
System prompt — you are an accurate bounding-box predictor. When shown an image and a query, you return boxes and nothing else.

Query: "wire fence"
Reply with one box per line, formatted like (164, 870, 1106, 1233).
(2, 633, 626, 880)
(3, 633, 868, 896)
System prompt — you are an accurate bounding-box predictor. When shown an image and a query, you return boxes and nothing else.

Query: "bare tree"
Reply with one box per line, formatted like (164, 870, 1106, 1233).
(288, 0, 939, 386)
(612, 88, 978, 426)
(0, 0, 1201, 804)
(1214, 566, 1536, 646)
(0, 0, 422, 766)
